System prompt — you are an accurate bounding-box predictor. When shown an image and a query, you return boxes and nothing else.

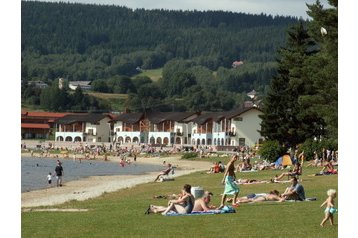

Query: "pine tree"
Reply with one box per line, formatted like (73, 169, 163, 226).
(299, 0, 338, 145)
(260, 22, 322, 148)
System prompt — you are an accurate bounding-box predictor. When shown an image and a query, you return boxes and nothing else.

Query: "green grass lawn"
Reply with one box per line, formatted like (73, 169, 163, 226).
(133, 68, 163, 81)
(22, 162, 338, 238)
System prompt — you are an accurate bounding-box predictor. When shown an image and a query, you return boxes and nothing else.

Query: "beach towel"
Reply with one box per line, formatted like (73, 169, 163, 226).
(285, 197, 317, 202)
(164, 206, 236, 216)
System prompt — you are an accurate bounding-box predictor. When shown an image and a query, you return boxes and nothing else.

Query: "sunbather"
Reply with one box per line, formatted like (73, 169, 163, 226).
(154, 163, 172, 182)
(228, 190, 285, 204)
(192, 191, 216, 212)
(161, 184, 195, 215)
(273, 162, 302, 181)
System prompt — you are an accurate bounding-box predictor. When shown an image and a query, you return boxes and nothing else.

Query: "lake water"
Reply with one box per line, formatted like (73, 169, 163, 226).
(21, 157, 164, 192)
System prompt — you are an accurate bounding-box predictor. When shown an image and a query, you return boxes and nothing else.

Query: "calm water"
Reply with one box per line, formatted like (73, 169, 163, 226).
(21, 157, 164, 192)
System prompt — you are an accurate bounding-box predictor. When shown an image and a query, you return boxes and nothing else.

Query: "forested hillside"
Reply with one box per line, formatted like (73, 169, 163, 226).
(21, 0, 299, 112)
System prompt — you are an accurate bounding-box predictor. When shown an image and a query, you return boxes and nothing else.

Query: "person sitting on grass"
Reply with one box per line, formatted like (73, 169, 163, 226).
(281, 177, 306, 201)
(273, 162, 302, 182)
(161, 184, 195, 215)
(192, 191, 216, 212)
(153, 163, 172, 182)
(320, 160, 337, 175)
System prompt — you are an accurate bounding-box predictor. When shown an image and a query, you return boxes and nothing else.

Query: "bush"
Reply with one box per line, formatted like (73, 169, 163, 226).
(258, 140, 286, 162)
(300, 139, 321, 161)
(181, 152, 198, 160)
(300, 138, 338, 161)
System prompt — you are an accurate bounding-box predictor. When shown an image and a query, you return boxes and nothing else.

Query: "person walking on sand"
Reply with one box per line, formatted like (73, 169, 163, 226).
(320, 189, 337, 227)
(218, 154, 240, 209)
(54, 160, 64, 187)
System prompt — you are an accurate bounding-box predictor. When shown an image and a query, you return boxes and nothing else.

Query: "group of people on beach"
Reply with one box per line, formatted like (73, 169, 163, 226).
(147, 153, 337, 227)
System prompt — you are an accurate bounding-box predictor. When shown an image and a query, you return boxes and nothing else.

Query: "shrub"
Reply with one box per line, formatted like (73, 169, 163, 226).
(181, 152, 198, 160)
(300, 139, 321, 161)
(258, 140, 286, 162)
(300, 138, 338, 161)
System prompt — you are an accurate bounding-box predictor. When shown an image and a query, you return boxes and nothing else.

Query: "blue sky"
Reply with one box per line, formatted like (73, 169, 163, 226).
(37, 0, 330, 19)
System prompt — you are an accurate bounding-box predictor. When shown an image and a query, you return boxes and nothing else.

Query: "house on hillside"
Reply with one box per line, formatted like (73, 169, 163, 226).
(68, 81, 92, 91)
(232, 60, 244, 68)
(27, 81, 49, 89)
(55, 113, 112, 142)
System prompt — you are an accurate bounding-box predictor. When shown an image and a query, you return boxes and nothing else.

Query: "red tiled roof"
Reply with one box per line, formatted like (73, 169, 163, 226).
(25, 112, 70, 118)
(21, 123, 50, 129)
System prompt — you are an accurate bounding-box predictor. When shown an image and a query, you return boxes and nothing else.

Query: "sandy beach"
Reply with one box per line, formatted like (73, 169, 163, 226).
(21, 154, 212, 208)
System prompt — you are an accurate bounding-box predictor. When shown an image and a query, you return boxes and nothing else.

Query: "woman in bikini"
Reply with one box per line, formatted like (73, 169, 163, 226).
(161, 184, 195, 215)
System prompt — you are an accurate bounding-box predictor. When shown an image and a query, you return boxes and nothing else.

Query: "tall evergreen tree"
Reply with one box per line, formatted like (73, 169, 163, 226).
(299, 0, 338, 145)
(260, 22, 322, 148)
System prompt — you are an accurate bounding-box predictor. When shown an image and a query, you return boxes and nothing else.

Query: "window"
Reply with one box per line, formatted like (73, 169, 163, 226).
(239, 138, 245, 146)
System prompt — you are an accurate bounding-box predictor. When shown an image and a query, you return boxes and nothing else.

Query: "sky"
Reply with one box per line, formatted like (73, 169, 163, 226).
(37, 0, 330, 19)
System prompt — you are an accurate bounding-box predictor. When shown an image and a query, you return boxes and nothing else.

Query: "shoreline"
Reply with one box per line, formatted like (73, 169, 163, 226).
(21, 153, 212, 208)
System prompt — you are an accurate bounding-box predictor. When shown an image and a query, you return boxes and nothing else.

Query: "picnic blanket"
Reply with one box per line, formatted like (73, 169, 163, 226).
(164, 206, 236, 216)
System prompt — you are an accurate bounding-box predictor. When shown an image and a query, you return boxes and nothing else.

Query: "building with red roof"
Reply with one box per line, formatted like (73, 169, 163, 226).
(21, 111, 71, 139)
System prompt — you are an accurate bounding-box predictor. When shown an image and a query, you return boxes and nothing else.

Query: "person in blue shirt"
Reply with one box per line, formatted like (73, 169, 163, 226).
(281, 177, 305, 201)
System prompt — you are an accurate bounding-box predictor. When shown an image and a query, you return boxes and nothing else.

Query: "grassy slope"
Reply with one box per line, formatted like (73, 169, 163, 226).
(87, 92, 128, 112)
(21, 160, 338, 238)
(133, 68, 163, 81)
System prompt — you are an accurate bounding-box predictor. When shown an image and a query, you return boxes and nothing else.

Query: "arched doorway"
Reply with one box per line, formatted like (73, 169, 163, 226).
(214, 138, 217, 145)
(207, 138, 212, 145)
(74, 136, 82, 142)
(156, 137, 162, 144)
(57, 136, 64, 141)
(150, 136, 155, 144)
(118, 136, 124, 144)
(197, 139, 200, 145)
(125, 136, 131, 143)
(163, 137, 169, 145)
(133, 137, 139, 143)
(65, 136, 72, 141)
(201, 139, 205, 145)
(175, 137, 181, 144)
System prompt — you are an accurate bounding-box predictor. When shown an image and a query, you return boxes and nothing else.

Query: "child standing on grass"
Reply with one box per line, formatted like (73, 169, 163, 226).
(320, 189, 337, 227)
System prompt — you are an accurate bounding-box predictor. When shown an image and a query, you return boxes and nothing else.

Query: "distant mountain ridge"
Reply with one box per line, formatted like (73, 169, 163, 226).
(21, 0, 299, 81)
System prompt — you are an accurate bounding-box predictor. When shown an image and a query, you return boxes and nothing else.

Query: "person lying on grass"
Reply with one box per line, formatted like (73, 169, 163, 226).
(227, 190, 285, 204)
(235, 178, 271, 184)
